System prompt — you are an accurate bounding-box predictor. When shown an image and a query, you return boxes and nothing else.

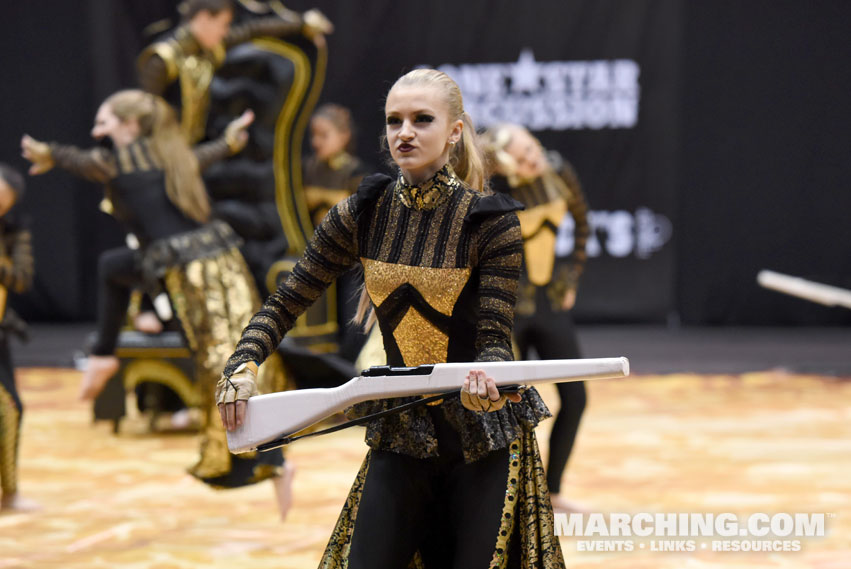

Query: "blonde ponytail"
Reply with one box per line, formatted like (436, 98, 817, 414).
(449, 112, 486, 191)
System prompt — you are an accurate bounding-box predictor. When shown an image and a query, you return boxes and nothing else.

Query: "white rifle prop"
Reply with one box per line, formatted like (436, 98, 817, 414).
(227, 357, 629, 453)
(757, 270, 851, 310)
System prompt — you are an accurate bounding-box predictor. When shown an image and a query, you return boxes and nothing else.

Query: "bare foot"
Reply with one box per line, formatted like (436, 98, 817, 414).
(133, 311, 163, 334)
(550, 494, 589, 514)
(0, 493, 41, 514)
(79, 355, 120, 400)
(272, 461, 296, 521)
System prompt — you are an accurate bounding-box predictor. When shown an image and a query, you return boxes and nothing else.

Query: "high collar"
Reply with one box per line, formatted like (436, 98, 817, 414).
(394, 164, 461, 211)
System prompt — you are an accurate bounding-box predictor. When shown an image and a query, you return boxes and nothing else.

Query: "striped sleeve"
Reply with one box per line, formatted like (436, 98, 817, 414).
(222, 195, 360, 377)
(193, 137, 233, 171)
(474, 211, 523, 362)
(49, 144, 117, 184)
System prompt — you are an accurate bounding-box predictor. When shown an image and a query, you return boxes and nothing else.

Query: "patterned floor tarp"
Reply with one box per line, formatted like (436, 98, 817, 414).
(2, 368, 849, 568)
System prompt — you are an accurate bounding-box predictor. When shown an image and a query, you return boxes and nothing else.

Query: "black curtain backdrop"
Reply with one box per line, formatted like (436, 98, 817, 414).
(1, 0, 849, 326)
(680, 0, 851, 325)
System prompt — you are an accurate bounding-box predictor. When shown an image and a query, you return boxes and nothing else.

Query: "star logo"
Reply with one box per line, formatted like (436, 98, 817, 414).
(510, 48, 541, 93)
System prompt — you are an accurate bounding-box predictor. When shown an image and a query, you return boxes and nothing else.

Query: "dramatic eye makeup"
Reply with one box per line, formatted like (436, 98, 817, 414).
(415, 114, 435, 123)
(386, 116, 402, 125)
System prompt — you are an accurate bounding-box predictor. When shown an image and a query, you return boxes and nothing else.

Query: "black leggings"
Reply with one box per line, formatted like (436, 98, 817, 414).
(515, 305, 587, 495)
(0, 338, 22, 495)
(348, 413, 518, 569)
(91, 247, 142, 356)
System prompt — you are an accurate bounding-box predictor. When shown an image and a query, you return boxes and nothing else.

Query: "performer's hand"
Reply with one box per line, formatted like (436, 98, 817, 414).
(216, 361, 259, 431)
(20, 135, 54, 175)
(461, 369, 522, 412)
(303, 9, 334, 44)
(224, 110, 255, 153)
(561, 288, 577, 311)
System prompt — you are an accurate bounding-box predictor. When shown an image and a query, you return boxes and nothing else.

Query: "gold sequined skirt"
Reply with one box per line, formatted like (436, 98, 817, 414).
(163, 245, 289, 488)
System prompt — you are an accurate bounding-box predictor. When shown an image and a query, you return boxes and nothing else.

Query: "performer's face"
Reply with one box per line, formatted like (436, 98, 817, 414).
(310, 117, 350, 161)
(504, 128, 547, 180)
(91, 104, 140, 148)
(191, 9, 233, 49)
(0, 179, 16, 218)
(385, 85, 462, 184)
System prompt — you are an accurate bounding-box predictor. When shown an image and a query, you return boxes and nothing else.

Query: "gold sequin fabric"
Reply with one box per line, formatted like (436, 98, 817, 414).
(163, 236, 288, 487)
(516, 200, 568, 287)
(394, 164, 461, 211)
(362, 258, 471, 366)
(319, 433, 565, 569)
(0, 379, 21, 494)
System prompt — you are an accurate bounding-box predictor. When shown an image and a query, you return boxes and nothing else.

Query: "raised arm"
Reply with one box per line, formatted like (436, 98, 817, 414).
(21, 135, 116, 183)
(224, 9, 333, 48)
(222, 194, 360, 377)
(193, 110, 255, 170)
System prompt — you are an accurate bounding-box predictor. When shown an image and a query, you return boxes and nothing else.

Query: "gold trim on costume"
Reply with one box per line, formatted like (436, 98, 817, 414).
(116, 146, 134, 174)
(139, 42, 180, 83)
(177, 52, 217, 144)
(515, 199, 567, 286)
(489, 438, 522, 568)
(130, 142, 152, 171)
(0, 382, 20, 494)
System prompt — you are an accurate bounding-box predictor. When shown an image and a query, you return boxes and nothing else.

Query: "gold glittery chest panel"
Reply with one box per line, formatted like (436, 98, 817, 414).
(515, 199, 567, 286)
(509, 173, 574, 286)
(358, 184, 480, 366)
(362, 258, 472, 366)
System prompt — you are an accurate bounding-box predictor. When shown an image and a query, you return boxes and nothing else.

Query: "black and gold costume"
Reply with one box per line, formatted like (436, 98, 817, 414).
(491, 152, 590, 496)
(48, 138, 287, 488)
(138, 14, 308, 143)
(302, 152, 367, 228)
(224, 167, 565, 568)
(0, 214, 33, 500)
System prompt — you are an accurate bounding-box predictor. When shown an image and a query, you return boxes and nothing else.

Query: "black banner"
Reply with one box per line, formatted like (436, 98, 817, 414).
(4, 0, 848, 325)
(293, 0, 682, 322)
